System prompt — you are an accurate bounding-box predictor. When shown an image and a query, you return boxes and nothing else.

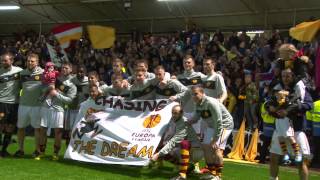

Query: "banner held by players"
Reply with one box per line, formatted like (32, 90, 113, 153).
(64, 97, 177, 166)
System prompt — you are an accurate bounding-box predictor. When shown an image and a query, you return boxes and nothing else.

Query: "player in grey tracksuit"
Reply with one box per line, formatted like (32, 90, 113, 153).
(130, 70, 155, 100)
(153, 65, 187, 100)
(103, 75, 131, 99)
(88, 71, 108, 93)
(152, 105, 199, 180)
(39, 63, 77, 160)
(202, 58, 227, 102)
(189, 86, 233, 179)
(0, 52, 22, 157)
(176, 56, 205, 120)
(176, 58, 206, 113)
(173, 55, 206, 174)
(15, 53, 44, 158)
(153, 65, 189, 161)
(65, 66, 89, 145)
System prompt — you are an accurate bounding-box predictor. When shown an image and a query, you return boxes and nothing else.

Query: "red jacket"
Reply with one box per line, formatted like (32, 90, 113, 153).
(42, 70, 59, 85)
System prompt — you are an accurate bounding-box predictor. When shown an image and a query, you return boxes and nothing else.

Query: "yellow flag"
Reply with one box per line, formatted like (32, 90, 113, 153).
(87, 25, 115, 49)
(289, 20, 320, 42)
(227, 120, 245, 160)
(244, 128, 259, 162)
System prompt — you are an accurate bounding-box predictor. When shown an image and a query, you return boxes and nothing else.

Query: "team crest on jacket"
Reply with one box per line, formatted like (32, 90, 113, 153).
(145, 87, 151, 93)
(165, 90, 171, 96)
(14, 73, 19, 79)
(201, 110, 211, 118)
(192, 79, 198, 84)
(143, 114, 161, 128)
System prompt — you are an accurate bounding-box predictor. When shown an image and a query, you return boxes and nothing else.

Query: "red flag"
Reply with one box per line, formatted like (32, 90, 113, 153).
(52, 23, 82, 49)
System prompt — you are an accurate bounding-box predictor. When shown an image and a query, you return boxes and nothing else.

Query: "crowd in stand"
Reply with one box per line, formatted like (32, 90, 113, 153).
(1, 28, 318, 126)
(0, 26, 319, 179)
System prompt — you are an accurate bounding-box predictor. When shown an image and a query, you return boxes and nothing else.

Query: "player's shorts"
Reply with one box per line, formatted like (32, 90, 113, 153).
(270, 131, 311, 159)
(40, 107, 64, 129)
(17, 105, 41, 128)
(202, 127, 232, 150)
(0, 102, 18, 125)
(275, 117, 294, 137)
(64, 109, 79, 130)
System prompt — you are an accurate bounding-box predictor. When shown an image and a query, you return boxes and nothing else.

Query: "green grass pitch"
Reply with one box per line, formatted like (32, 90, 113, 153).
(1, 136, 319, 180)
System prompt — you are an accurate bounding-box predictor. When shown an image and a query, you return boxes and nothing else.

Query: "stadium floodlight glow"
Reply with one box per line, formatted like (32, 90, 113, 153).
(0, 5, 20, 10)
(157, 0, 188, 1)
(247, 30, 265, 34)
(81, 0, 117, 2)
(238, 30, 265, 34)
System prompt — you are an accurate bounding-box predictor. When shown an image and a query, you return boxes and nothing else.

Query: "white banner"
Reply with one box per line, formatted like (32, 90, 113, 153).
(64, 97, 177, 166)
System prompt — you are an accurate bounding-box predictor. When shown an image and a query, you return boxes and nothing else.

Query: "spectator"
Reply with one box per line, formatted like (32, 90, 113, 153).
(243, 70, 259, 130)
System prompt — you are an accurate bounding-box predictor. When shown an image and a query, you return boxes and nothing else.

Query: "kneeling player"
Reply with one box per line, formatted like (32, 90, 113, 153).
(151, 105, 200, 180)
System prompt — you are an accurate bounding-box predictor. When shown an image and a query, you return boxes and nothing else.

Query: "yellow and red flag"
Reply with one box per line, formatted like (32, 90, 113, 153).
(244, 128, 259, 162)
(227, 120, 246, 160)
(52, 23, 83, 49)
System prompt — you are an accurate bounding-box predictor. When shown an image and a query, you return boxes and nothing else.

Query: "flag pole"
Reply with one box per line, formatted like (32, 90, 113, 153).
(293, 8, 297, 26)
(39, 22, 42, 40)
(150, 18, 154, 33)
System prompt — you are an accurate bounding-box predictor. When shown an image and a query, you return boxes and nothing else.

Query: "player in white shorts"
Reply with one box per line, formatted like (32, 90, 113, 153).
(270, 131, 311, 161)
(15, 53, 43, 158)
(269, 89, 302, 163)
(268, 69, 309, 164)
(38, 63, 77, 160)
(201, 122, 232, 151)
(176, 55, 206, 134)
(198, 57, 229, 174)
(172, 55, 206, 173)
(267, 68, 313, 180)
(189, 86, 233, 180)
(269, 130, 311, 180)
(40, 107, 65, 129)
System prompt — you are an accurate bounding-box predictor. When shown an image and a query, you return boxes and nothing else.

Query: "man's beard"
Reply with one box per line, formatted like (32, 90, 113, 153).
(3, 65, 10, 69)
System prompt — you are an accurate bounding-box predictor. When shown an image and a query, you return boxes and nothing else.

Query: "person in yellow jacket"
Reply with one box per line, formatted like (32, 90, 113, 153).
(306, 99, 320, 167)
(259, 101, 275, 163)
(309, 100, 320, 136)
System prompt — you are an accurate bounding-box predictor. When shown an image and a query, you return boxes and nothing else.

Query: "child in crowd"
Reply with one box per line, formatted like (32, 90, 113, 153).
(243, 70, 259, 130)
